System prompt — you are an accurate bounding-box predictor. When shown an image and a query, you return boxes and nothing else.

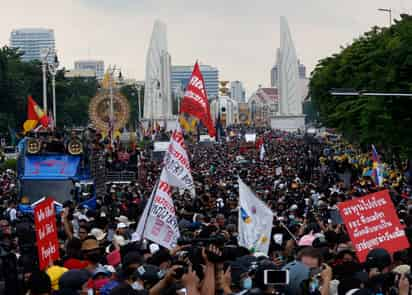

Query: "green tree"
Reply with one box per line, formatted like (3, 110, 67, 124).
(120, 84, 144, 128)
(0, 45, 98, 133)
(310, 14, 412, 158)
(55, 73, 98, 127)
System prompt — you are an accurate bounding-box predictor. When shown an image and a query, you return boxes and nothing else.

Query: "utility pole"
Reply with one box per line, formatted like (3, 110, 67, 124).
(378, 8, 392, 26)
(40, 48, 50, 115)
(48, 53, 59, 129)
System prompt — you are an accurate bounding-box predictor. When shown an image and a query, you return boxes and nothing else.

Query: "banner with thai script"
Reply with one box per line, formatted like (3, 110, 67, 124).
(34, 198, 60, 269)
(338, 190, 409, 262)
(134, 170, 180, 249)
(179, 62, 215, 137)
(24, 155, 80, 179)
(163, 127, 195, 195)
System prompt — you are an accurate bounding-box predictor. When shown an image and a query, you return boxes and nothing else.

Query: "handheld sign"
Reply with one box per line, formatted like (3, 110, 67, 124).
(338, 190, 409, 262)
(34, 198, 60, 270)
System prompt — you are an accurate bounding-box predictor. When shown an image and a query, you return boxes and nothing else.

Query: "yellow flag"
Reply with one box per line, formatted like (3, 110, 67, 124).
(23, 120, 38, 133)
(101, 70, 113, 89)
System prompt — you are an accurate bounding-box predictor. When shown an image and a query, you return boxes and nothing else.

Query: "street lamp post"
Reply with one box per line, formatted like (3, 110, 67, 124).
(48, 54, 59, 129)
(109, 66, 115, 144)
(40, 48, 51, 115)
(378, 8, 392, 26)
(134, 84, 142, 123)
(329, 89, 412, 97)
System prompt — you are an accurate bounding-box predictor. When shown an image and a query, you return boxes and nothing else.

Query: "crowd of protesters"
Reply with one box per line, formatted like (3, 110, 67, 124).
(0, 126, 412, 295)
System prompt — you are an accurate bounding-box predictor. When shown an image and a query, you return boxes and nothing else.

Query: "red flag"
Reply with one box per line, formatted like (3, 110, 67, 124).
(23, 96, 49, 132)
(180, 62, 216, 137)
(256, 137, 264, 150)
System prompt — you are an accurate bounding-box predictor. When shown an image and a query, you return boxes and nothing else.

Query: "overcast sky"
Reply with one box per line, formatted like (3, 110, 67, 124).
(0, 0, 409, 95)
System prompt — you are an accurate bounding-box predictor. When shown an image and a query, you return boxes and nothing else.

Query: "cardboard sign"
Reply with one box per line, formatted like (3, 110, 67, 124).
(34, 198, 60, 270)
(245, 133, 256, 142)
(338, 190, 409, 262)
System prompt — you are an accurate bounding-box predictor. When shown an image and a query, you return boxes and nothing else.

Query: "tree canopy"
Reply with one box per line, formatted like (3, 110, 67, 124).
(0, 46, 98, 134)
(310, 14, 412, 158)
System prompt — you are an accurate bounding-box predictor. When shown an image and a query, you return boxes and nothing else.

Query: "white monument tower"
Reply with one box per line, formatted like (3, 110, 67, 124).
(270, 16, 305, 131)
(143, 20, 172, 123)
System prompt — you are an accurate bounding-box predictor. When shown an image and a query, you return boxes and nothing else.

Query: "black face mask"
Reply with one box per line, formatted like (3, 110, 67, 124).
(83, 249, 101, 263)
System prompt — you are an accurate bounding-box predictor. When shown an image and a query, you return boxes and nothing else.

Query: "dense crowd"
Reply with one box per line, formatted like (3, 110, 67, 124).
(0, 127, 412, 295)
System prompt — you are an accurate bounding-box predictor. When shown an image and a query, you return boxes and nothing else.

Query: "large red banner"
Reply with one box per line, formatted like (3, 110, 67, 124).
(34, 198, 60, 270)
(180, 62, 216, 137)
(338, 190, 409, 262)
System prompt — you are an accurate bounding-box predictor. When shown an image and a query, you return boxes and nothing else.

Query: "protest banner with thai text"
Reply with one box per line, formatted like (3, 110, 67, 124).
(134, 170, 180, 249)
(163, 127, 195, 195)
(338, 190, 409, 262)
(34, 198, 60, 270)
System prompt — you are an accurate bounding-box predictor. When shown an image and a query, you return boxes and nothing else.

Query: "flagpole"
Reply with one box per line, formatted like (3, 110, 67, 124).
(141, 179, 160, 239)
(238, 176, 297, 243)
(279, 221, 297, 242)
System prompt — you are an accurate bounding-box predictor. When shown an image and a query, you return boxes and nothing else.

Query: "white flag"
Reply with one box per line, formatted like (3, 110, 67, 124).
(133, 169, 180, 249)
(238, 178, 274, 254)
(163, 127, 195, 195)
(260, 144, 265, 161)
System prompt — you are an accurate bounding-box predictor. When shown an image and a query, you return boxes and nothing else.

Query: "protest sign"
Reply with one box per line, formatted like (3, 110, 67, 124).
(245, 133, 256, 142)
(34, 198, 59, 270)
(338, 190, 409, 262)
(134, 171, 180, 249)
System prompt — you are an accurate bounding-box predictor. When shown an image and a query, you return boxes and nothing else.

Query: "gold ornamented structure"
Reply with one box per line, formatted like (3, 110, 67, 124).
(89, 91, 130, 132)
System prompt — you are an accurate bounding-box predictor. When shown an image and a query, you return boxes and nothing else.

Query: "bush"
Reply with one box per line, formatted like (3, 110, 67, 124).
(1, 159, 17, 171)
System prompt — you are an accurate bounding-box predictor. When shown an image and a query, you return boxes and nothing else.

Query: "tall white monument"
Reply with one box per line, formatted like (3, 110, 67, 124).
(271, 16, 305, 131)
(279, 16, 302, 115)
(143, 20, 172, 121)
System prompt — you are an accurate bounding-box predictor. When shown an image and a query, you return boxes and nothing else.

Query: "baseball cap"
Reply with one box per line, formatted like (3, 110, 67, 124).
(90, 228, 107, 241)
(116, 223, 128, 230)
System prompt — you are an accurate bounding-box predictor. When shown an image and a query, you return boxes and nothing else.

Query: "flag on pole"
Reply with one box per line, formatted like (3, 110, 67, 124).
(260, 144, 266, 161)
(48, 111, 54, 130)
(23, 96, 49, 133)
(179, 62, 216, 137)
(133, 171, 180, 249)
(371, 144, 384, 187)
(238, 177, 274, 254)
(133, 126, 195, 248)
(163, 126, 195, 195)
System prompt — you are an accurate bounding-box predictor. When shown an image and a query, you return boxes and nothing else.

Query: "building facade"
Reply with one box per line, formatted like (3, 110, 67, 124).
(248, 87, 279, 126)
(171, 64, 219, 99)
(64, 69, 96, 79)
(10, 28, 56, 63)
(210, 96, 238, 127)
(230, 81, 246, 103)
(74, 60, 105, 81)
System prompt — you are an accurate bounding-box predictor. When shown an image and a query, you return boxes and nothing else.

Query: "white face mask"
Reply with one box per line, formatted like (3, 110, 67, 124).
(132, 282, 144, 290)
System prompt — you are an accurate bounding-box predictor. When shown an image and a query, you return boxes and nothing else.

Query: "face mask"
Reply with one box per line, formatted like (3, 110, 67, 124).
(288, 215, 295, 220)
(242, 277, 252, 290)
(132, 282, 144, 290)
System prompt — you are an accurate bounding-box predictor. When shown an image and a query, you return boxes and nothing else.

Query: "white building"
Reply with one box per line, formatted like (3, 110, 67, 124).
(74, 60, 105, 81)
(210, 96, 238, 126)
(143, 20, 172, 121)
(248, 87, 279, 126)
(10, 28, 56, 63)
(230, 81, 246, 103)
(64, 69, 96, 79)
